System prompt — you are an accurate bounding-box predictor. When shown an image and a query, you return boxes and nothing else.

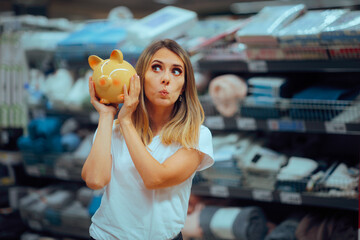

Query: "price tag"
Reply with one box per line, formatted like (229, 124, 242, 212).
(55, 167, 69, 179)
(252, 189, 273, 202)
(248, 61, 268, 73)
(0, 131, 9, 145)
(268, 120, 305, 132)
(236, 117, 256, 130)
(210, 185, 229, 198)
(0, 152, 5, 164)
(28, 219, 42, 230)
(279, 192, 302, 205)
(205, 116, 225, 130)
(31, 108, 46, 119)
(90, 111, 99, 123)
(26, 166, 40, 176)
(325, 122, 346, 134)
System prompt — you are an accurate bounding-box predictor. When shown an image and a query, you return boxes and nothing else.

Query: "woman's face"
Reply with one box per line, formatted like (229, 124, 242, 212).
(144, 48, 185, 109)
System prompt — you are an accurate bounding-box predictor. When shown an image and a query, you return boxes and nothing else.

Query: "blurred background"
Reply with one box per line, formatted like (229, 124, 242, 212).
(0, 0, 359, 240)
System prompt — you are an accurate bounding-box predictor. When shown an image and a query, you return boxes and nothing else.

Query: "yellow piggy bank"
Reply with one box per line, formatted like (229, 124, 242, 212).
(88, 49, 137, 104)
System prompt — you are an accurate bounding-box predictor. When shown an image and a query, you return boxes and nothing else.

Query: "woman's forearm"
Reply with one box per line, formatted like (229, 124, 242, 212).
(120, 120, 166, 188)
(82, 113, 114, 189)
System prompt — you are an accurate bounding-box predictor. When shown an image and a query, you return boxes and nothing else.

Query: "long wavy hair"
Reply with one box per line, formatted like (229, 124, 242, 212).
(132, 39, 204, 148)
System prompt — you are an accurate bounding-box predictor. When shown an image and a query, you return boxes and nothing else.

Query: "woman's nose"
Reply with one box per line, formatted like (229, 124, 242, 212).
(161, 72, 170, 85)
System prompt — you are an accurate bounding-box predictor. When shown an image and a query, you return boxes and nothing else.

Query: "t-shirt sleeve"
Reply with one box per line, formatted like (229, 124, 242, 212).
(196, 125, 214, 171)
(92, 128, 98, 144)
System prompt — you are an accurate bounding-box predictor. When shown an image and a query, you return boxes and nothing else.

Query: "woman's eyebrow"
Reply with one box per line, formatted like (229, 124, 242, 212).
(152, 60, 163, 64)
(173, 64, 184, 70)
(152, 60, 184, 69)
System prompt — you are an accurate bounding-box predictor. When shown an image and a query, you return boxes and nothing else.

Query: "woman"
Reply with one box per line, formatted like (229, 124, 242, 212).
(82, 39, 214, 240)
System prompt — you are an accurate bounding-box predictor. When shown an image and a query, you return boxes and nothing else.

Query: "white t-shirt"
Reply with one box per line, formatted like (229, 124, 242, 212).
(89, 124, 214, 240)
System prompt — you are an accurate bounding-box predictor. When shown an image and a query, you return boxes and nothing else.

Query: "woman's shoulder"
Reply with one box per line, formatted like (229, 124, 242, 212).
(200, 124, 212, 136)
(198, 125, 213, 146)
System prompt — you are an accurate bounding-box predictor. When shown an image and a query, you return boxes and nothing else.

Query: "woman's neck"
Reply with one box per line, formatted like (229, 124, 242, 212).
(148, 107, 172, 136)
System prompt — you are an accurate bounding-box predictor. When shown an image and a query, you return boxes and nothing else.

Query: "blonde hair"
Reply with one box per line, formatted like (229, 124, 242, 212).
(133, 39, 204, 148)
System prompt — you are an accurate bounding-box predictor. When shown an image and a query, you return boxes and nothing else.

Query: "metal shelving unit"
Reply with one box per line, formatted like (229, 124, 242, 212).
(197, 49, 360, 218)
(200, 96, 360, 135)
(198, 58, 360, 73)
(192, 183, 358, 211)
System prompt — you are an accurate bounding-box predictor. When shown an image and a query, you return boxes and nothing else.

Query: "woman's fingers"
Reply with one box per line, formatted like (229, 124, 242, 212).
(89, 79, 95, 98)
(123, 83, 128, 97)
(134, 74, 141, 96)
(89, 80, 99, 103)
(128, 74, 140, 98)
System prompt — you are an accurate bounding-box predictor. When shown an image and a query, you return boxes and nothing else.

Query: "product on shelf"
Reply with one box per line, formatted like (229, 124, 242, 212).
(289, 84, 360, 121)
(277, 9, 348, 46)
(208, 74, 247, 118)
(265, 217, 300, 240)
(295, 212, 357, 239)
(56, 21, 128, 61)
(320, 11, 360, 45)
(126, 6, 198, 47)
(19, 186, 100, 239)
(88, 49, 137, 104)
(43, 68, 75, 109)
(276, 156, 319, 192)
(235, 4, 306, 46)
(183, 203, 268, 240)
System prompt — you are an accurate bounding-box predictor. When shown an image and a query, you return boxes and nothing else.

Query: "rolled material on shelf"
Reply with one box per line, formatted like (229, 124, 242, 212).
(199, 206, 267, 240)
(209, 74, 247, 118)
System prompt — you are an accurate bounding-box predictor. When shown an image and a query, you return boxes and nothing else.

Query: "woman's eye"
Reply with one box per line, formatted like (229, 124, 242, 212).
(152, 64, 161, 72)
(173, 68, 182, 76)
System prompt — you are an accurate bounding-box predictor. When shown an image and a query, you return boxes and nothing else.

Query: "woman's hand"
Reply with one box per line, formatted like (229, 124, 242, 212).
(118, 74, 141, 127)
(88, 77, 118, 117)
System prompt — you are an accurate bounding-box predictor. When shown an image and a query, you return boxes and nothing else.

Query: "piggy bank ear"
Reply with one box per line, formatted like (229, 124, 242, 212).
(88, 55, 103, 70)
(110, 49, 123, 63)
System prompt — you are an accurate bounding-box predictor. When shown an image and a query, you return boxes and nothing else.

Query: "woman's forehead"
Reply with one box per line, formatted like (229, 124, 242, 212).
(150, 48, 184, 67)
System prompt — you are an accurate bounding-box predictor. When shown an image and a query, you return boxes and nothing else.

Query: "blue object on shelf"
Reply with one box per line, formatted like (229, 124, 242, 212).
(289, 85, 360, 121)
(28, 117, 62, 140)
(61, 133, 81, 152)
(44, 208, 62, 226)
(46, 135, 63, 153)
(17, 136, 46, 153)
(88, 195, 102, 216)
(56, 21, 127, 61)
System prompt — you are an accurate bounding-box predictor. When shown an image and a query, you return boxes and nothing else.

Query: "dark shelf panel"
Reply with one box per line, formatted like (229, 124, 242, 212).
(204, 116, 360, 135)
(29, 107, 99, 125)
(198, 58, 360, 73)
(192, 183, 358, 211)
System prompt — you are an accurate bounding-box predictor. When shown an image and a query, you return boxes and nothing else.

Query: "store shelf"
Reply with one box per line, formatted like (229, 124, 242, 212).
(29, 107, 99, 126)
(230, 0, 360, 14)
(204, 116, 360, 135)
(201, 97, 360, 135)
(21, 152, 84, 182)
(192, 182, 358, 211)
(198, 58, 360, 73)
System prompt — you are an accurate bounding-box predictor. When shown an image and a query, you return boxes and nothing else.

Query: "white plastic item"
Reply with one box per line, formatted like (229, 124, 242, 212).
(127, 6, 198, 46)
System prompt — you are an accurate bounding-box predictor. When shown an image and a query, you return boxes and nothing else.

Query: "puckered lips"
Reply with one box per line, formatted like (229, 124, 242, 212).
(159, 89, 169, 97)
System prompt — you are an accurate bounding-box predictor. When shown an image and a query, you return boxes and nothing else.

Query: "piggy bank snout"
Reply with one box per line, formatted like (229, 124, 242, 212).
(98, 75, 110, 87)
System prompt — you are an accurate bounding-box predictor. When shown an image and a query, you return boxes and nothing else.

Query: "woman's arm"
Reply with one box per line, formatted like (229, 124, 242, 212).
(121, 121, 203, 189)
(81, 78, 117, 190)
